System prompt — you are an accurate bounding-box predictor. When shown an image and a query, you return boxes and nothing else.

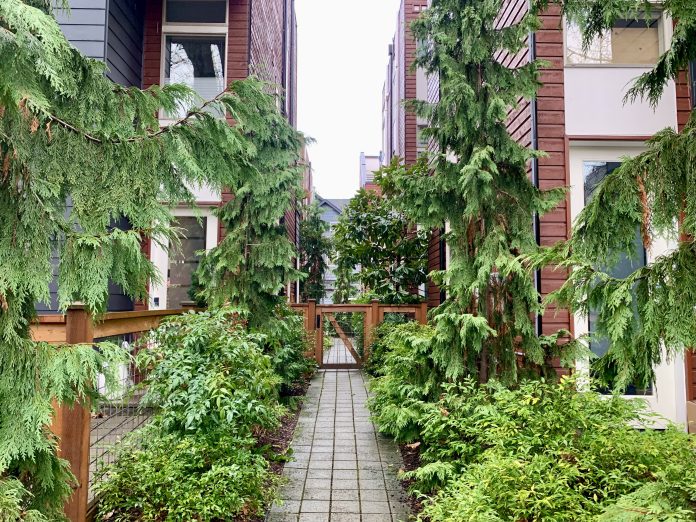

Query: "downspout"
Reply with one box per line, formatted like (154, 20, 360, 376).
(281, 0, 288, 116)
(529, 22, 543, 337)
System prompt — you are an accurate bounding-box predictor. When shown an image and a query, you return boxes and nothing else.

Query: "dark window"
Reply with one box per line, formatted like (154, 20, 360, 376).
(584, 161, 650, 394)
(166, 0, 226, 24)
(164, 35, 225, 117)
(167, 217, 206, 309)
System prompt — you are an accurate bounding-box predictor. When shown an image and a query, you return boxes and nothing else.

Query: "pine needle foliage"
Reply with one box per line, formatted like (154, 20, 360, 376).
(0, 0, 301, 516)
(527, 2, 696, 391)
(333, 188, 428, 304)
(299, 201, 332, 302)
(377, 0, 584, 383)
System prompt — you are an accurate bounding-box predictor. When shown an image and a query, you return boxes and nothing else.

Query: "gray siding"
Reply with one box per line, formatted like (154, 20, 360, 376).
(106, 0, 145, 87)
(55, 0, 108, 60)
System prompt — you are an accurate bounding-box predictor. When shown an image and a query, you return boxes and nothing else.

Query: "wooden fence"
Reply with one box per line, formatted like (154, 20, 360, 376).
(291, 299, 428, 368)
(31, 305, 193, 522)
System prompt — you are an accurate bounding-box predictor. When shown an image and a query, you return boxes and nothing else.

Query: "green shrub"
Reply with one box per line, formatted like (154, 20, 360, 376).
(95, 428, 277, 522)
(136, 308, 283, 436)
(413, 378, 696, 521)
(255, 305, 315, 394)
(364, 313, 412, 376)
(368, 322, 443, 442)
(0, 478, 47, 522)
(96, 307, 314, 521)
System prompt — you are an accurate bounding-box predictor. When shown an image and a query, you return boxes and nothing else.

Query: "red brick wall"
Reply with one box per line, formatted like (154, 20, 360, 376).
(250, 0, 284, 86)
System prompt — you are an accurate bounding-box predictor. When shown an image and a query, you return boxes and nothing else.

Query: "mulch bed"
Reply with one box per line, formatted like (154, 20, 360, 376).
(399, 442, 427, 520)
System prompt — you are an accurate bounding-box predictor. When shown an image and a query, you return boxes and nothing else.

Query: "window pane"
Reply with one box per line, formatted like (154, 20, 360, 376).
(583, 161, 650, 394)
(164, 36, 225, 118)
(166, 0, 226, 23)
(566, 18, 660, 65)
(167, 217, 206, 309)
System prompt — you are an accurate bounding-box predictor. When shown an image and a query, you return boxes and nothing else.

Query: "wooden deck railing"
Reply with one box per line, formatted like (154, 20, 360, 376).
(31, 305, 193, 522)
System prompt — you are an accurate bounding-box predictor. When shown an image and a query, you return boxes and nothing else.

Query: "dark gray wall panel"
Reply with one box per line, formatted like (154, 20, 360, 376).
(106, 0, 145, 87)
(56, 2, 107, 60)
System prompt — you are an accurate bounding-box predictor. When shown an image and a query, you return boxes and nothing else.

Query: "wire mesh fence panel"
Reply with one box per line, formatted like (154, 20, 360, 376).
(89, 334, 154, 502)
(322, 312, 364, 367)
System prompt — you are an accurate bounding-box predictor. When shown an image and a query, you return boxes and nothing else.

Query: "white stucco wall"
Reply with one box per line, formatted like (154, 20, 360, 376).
(565, 68, 677, 136)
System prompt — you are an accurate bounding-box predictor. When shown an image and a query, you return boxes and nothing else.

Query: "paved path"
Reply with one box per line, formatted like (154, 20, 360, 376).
(269, 370, 412, 522)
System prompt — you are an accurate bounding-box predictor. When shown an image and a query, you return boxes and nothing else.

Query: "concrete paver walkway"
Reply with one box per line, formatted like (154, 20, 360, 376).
(269, 370, 411, 522)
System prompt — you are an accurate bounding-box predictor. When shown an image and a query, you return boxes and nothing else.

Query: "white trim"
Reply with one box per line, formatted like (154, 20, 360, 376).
(568, 142, 687, 428)
(150, 206, 219, 310)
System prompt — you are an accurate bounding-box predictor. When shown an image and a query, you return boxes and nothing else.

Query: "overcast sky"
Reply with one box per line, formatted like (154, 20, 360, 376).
(295, 0, 401, 199)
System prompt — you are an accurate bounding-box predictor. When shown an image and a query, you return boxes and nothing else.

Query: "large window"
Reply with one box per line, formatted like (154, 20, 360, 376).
(584, 161, 650, 394)
(566, 17, 661, 66)
(162, 0, 227, 119)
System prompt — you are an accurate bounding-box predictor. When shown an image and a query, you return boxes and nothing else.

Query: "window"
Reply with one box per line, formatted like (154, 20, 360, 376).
(167, 217, 206, 309)
(584, 161, 650, 394)
(566, 17, 661, 66)
(161, 0, 228, 119)
(690, 61, 696, 108)
(164, 35, 225, 117)
(165, 0, 226, 24)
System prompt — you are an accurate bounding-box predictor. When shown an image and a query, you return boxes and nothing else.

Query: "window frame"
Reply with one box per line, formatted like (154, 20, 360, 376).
(563, 10, 669, 68)
(159, 0, 229, 122)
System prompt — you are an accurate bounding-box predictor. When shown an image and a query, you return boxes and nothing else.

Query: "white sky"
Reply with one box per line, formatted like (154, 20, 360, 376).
(296, 0, 401, 199)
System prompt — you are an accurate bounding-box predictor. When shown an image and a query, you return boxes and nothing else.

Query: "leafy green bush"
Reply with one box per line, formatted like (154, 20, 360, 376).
(136, 308, 282, 436)
(255, 305, 315, 394)
(368, 322, 443, 442)
(407, 378, 696, 520)
(95, 429, 277, 522)
(364, 313, 412, 376)
(0, 478, 47, 522)
(97, 307, 314, 521)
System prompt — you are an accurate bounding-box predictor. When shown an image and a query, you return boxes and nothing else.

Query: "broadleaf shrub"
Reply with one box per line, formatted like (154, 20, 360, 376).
(95, 429, 277, 522)
(96, 307, 314, 521)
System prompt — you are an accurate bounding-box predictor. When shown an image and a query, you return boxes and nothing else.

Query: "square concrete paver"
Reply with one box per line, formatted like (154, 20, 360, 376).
(272, 370, 412, 521)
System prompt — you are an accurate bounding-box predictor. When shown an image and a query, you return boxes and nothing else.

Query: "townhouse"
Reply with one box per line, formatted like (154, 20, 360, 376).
(53, 0, 305, 311)
(382, 0, 695, 428)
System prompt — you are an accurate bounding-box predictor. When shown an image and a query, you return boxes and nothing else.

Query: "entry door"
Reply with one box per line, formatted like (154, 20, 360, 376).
(320, 310, 366, 369)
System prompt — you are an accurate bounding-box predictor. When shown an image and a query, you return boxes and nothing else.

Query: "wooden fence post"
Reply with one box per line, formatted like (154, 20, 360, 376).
(307, 300, 320, 365)
(53, 303, 94, 522)
(418, 301, 428, 325)
(365, 300, 380, 360)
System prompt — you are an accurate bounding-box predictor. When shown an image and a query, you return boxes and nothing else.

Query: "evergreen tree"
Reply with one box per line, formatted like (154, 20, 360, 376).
(333, 188, 428, 304)
(298, 201, 332, 302)
(528, 0, 696, 391)
(378, 0, 585, 383)
(192, 87, 304, 327)
(0, 0, 299, 515)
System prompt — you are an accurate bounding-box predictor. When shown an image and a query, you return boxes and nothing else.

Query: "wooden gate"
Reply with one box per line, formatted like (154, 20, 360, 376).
(291, 300, 428, 369)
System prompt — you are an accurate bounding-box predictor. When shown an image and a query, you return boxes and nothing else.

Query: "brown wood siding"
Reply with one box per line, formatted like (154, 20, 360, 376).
(677, 70, 692, 131)
(687, 348, 696, 401)
(250, 0, 283, 86)
(427, 229, 442, 308)
(535, 4, 571, 336)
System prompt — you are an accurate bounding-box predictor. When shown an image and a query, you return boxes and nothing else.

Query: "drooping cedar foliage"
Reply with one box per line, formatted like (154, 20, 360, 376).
(299, 201, 332, 302)
(0, 1, 301, 516)
(528, 0, 696, 391)
(377, 0, 585, 384)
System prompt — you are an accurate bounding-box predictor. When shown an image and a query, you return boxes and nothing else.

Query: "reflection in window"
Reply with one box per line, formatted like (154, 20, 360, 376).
(583, 161, 650, 394)
(164, 36, 225, 118)
(566, 17, 660, 65)
(166, 0, 226, 24)
(167, 217, 206, 309)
